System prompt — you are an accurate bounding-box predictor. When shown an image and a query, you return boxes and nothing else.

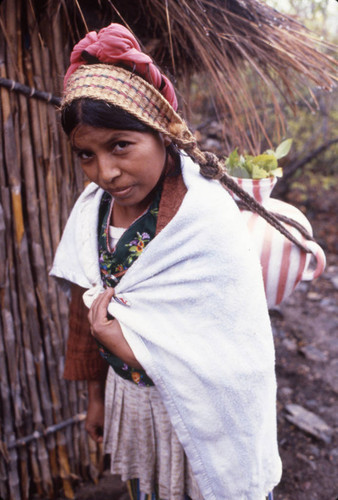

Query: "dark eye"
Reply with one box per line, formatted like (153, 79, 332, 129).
(76, 150, 93, 161)
(113, 141, 130, 152)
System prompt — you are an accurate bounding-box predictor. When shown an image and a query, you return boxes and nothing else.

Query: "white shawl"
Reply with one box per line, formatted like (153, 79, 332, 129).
(50, 154, 282, 499)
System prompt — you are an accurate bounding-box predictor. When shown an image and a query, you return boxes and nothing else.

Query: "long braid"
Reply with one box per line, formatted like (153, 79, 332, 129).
(62, 41, 316, 258)
(182, 144, 315, 256)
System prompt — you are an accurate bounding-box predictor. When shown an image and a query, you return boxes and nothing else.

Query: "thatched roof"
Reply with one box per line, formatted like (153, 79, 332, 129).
(58, 0, 337, 152)
(2, 0, 337, 151)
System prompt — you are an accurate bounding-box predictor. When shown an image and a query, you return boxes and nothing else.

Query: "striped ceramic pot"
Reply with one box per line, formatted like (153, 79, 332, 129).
(232, 176, 326, 308)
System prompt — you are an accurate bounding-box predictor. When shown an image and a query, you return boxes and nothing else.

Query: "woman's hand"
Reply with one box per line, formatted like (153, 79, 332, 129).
(88, 288, 143, 369)
(86, 380, 105, 443)
(88, 288, 116, 345)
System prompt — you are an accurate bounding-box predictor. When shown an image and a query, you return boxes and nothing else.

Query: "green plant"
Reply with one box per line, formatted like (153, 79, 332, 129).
(225, 139, 292, 179)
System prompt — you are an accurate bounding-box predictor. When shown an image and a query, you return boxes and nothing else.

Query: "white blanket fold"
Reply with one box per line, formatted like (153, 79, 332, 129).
(51, 154, 281, 499)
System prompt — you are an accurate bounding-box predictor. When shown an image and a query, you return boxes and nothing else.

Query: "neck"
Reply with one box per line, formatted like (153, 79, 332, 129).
(111, 201, 150, 228)
(111, 174, 166, 228)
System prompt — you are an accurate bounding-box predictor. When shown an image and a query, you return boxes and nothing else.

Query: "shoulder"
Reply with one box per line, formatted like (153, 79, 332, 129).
(67, 182, 105, 224)
(74, 182, 103, 208)
(180, 152, 241, 218)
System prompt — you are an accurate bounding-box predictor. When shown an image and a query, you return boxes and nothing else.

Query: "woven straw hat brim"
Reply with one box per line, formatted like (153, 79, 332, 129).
(62, 64, 196, 149)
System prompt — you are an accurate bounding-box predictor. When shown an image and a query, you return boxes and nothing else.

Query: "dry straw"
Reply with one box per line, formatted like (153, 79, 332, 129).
(69, 0, 337, 152)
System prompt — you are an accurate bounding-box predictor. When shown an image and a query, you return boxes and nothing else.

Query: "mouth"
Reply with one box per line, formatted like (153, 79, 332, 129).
(109, 185, 134, 198)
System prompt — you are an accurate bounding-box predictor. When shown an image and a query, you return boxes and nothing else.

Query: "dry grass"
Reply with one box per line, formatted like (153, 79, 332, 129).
(61, 0, 337, 152)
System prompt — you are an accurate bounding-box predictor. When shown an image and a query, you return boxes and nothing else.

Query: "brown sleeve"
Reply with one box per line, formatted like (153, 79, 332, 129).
(63, 284, 108, 381)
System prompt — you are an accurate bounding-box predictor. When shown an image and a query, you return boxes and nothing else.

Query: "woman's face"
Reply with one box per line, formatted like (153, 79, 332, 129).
(71, 124, 169, 224)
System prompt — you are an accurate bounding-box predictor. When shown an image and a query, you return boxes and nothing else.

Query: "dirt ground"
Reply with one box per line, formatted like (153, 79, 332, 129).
(72, 174, 338, 500)
(272, 180, 338, 500)
(272, 254, 338, 500)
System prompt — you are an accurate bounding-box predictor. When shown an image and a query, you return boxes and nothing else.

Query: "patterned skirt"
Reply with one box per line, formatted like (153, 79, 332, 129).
(103, 367, 203, 500)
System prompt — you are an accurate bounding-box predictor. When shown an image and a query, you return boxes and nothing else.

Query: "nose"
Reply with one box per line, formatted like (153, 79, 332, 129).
(97, 154, 121, 184)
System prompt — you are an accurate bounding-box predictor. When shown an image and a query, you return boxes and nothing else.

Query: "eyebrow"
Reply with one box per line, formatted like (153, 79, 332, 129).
(71, 144, 89, 152)
(71, 130, 134, 150)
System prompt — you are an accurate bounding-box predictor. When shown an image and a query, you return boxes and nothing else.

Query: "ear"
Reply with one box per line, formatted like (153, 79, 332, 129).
(163, 134, 172, 147)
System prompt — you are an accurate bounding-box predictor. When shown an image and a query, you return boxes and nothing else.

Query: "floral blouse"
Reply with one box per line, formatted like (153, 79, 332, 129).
(96, 188, 162, 387)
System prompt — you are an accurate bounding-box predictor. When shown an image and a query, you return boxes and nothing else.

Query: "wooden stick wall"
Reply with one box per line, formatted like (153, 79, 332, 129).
(0, 2, 100, 498)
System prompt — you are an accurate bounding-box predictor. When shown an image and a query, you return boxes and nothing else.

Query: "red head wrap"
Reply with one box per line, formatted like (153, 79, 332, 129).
(64, 23, 178, 110)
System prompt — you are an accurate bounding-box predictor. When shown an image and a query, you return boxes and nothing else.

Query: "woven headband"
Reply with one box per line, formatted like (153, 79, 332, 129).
(62, 64, 198, 151)
(61, 64, 312, 255)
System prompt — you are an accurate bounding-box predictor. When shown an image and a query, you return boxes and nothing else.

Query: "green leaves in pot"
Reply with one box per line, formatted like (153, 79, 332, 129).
(225, 139, 292, 179)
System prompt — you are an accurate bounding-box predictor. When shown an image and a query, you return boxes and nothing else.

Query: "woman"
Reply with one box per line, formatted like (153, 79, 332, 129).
(51, 23, 281, 500)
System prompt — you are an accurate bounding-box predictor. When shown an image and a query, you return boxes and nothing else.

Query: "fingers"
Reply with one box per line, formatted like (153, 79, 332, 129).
(86, 383, 105, 443)
(99, 287, 115, 308)
(85, 422, 103, 443)
(88, 288, 114, 326)
(89, 288, 115, 314)
(91, 287, 115, 312)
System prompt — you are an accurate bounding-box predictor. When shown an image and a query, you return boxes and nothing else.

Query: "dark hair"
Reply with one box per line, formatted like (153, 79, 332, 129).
(61, 98, 181, 173)
(61, 98, 154, 136)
